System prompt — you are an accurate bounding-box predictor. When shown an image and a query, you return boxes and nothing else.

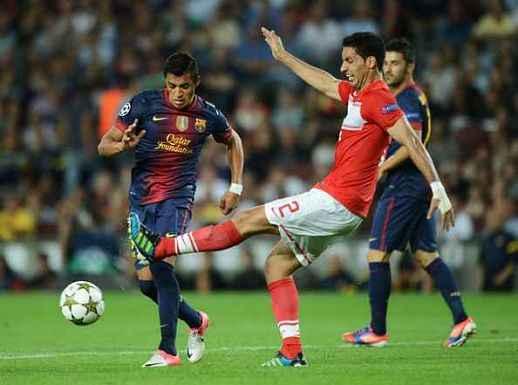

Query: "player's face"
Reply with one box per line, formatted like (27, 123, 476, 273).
(164, 73, 198, 109)
(383, 51, 409, 88)
(340, 47, 369, 89)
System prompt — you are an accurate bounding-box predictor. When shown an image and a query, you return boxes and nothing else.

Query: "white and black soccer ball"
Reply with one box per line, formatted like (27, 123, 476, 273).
(59, 281, 105, 326)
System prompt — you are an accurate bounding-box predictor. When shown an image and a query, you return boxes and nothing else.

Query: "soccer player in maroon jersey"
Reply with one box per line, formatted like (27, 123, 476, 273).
(343, 38, 475, 348)
(130, 31, 454, 366)
(99, 52, 244, 367)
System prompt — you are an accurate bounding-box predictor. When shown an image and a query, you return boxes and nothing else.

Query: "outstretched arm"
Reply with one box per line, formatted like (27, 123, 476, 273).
(261, 27, 342, 101)
(387, 116, 455, 230)
(219, 129, 244, 215)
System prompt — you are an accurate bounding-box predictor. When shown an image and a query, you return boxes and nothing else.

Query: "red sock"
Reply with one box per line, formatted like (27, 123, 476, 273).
(268, 277, 302, 359)
(155, 221, 243, 260)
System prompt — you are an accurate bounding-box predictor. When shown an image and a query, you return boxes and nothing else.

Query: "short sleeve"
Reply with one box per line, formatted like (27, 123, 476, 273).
(398, 97, 423, 132)
(337, 81, 353, 103)
(211, 108, 232, 144)
(114, 95, 144, 132)
(362, 90, 403, 130)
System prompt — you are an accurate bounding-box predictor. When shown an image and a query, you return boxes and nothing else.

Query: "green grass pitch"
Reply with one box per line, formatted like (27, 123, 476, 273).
(1, 291, 517, 385)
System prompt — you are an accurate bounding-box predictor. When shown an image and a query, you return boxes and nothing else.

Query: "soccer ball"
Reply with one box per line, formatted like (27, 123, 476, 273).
(59, 281, 105, 325)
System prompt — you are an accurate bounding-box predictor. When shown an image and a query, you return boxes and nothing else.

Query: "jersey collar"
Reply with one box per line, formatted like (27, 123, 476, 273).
(353, 79, 386, 97)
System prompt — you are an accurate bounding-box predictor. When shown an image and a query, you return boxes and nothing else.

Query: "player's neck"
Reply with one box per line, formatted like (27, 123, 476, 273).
(177, 94, 197, 110)
(357, 71, 382, 92)
(390, 77, 414, 96)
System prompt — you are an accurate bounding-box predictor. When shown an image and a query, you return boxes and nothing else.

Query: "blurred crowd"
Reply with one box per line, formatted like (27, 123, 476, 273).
(0, 0, 517, 292)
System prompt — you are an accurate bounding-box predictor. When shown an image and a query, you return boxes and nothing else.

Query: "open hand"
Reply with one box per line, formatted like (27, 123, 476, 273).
(219, 191, 240, 216)
(427, 198, 455, 231)
(261, 27, 287, 61)
(122, 119, 145, 150)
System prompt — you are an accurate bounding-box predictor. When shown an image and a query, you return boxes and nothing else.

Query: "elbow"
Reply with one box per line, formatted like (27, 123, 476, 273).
(97, 142, 107, 157)
(229, 129, 243, 149)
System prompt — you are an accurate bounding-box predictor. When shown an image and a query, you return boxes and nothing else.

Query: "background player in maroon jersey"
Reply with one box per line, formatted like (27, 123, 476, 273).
(130, 31, 454, 367)
(99, 53, 244, 367)
(343, 38, 475, 349)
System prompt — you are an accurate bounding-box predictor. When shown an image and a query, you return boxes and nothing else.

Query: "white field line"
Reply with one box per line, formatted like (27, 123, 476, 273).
(0, 338, 517, 360)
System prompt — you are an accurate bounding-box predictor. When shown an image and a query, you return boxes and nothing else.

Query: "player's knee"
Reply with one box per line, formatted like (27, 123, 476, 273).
(367, 250, 391, 263)
(136, 265, 153, 281)
(264, 254, 297, 283)
(264, 255, 278, 280)
(415, 250, 439, 268)
(163, 255, 177, 266)
(138, 279, 156, 299)
(232, 206, 276, 237)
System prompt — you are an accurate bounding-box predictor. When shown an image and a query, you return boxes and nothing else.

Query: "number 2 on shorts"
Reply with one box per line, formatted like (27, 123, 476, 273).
(278, 200, 300, 218)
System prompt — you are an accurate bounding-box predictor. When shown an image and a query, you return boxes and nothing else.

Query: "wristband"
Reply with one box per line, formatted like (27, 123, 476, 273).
(430, 181, 444, 197)
(430, 181, 452, 214)
(229, 183, 243, 195)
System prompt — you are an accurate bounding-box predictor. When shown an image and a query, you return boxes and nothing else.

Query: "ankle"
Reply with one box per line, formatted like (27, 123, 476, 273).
(281, 337, 302, 359)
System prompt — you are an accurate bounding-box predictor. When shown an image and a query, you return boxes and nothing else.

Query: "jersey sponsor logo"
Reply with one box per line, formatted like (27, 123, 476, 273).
(194, 118, 207, 133)
(152, 115, 168, 122)
(176, 116, 189, 132)
(381, 102, 399, 114)
(341, 99, 366, 131)
(118, 102, 131, 117)
(155, 134, 192, 154)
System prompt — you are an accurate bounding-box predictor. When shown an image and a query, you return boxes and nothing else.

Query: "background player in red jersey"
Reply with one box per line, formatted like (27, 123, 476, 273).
(99, 53, 244, 367)
(130, 30, 454, 367)
(343, 38, 475, 349)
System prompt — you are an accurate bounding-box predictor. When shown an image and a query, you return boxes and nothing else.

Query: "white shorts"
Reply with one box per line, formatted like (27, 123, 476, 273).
(264, 188, 363, 266)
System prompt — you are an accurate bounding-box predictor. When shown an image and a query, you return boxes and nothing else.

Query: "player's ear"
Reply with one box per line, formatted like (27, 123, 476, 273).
(407, 62, 415, 75)
(366, 56, 377, 70)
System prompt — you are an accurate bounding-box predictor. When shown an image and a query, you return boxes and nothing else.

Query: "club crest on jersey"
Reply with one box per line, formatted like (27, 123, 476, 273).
(381, 103, 399, 114)
(118, 102, 131, 117)
(176, 116, 189, 132)
(194, 118, 207, 133)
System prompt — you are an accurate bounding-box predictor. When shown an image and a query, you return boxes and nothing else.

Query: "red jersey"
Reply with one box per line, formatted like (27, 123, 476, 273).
(315, 79, 403, 217)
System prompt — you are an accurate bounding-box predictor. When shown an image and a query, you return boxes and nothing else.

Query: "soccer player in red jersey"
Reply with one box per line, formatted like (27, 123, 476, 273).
(130, 30, 455, 366)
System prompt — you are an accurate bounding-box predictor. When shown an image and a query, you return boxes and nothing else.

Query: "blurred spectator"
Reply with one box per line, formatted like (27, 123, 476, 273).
(340, 0, 379, 37)
(0, 254, 24, 291)
(472, 0, 515, 40)
(435, 0, 474, 48)
(294, 0, 342, 63)
(320, 255, 357, 292)
(232, 247, 264, 290)
(393, 250, 432, 292)
(59, 183, 122, 276)
(479, 209, 518, 291)
(0, 195, 36, 241)
(27, 252, 57, 290)
(196, 252, 226, 293)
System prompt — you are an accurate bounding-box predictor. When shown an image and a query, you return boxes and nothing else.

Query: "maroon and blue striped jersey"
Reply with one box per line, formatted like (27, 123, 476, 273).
(116, 89, 232, 206)
(384, 84, 431, 197)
